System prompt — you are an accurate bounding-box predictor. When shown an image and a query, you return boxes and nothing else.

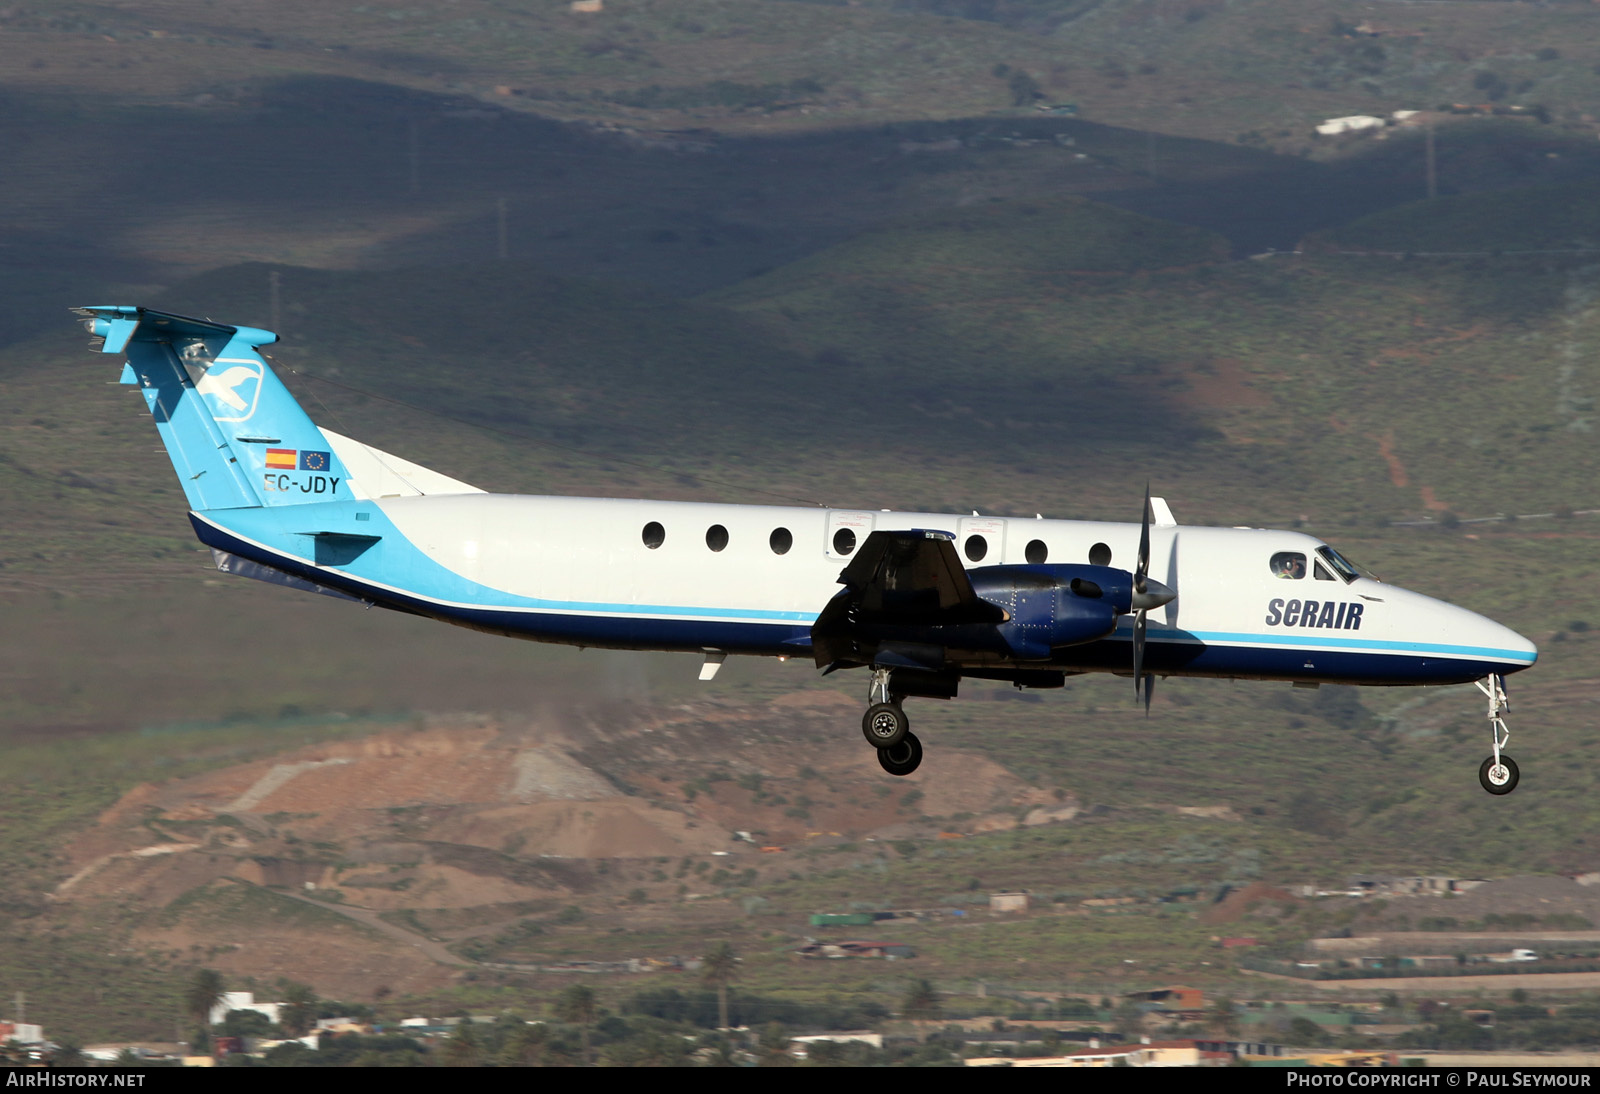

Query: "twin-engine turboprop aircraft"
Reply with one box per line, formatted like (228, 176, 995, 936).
(76, 306, 1538, 792)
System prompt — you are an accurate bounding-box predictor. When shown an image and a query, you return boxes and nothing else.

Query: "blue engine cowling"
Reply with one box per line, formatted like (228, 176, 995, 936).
(969, 564, 1133, 661)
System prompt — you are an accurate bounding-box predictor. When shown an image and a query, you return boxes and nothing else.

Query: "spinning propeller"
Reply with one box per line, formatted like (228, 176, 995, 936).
(1129, 485, 1176, 711)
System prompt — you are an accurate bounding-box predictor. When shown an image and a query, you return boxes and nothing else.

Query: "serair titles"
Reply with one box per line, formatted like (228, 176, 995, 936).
(1265, 599, 1365, 630)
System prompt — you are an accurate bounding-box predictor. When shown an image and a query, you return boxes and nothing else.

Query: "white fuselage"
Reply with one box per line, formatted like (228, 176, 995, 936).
(199, 492, 1537, 686)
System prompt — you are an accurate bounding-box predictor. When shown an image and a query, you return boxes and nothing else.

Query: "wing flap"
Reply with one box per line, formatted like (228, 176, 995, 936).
(840, 530, 1001, 624)
(811, 530, 1004, 668)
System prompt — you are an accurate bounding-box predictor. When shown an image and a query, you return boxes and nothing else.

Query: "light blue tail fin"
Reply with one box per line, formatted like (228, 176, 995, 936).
(76, 306, 353, 511)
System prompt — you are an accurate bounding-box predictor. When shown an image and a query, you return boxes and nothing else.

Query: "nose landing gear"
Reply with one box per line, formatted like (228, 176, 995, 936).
(861, 667, 922, 775)
(1476, 674, 1518, 796)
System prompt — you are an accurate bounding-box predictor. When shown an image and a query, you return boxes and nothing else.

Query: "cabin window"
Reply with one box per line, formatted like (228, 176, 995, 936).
(1088, 542, 1111, 567)
(1271, 551, 1306, 580)
(1025, 539, 1048, 564)
(833, 527, 856, 556)
(706, 524, 729, 552)
(642, 521, 665, 550)
(770, 527, 793, 555)
(964, 534, 988, 563)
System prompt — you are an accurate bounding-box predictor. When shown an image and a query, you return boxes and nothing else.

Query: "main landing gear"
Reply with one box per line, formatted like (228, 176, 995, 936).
(861, 667, 923, 776)
(1476, 674, 1519, 796)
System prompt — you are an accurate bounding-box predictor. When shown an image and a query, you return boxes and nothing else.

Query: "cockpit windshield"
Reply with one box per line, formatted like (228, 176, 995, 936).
(1316, 545, 1365, 584)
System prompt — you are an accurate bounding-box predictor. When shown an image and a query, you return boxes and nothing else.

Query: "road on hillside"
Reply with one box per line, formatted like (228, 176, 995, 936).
(1311, 931, 1600, 952)
(1298, 971, 1600, 993)
(279, 888, 474, 968)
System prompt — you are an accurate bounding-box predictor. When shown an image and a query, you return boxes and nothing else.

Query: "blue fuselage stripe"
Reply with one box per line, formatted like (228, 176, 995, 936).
(1107, 624, 1536, 665)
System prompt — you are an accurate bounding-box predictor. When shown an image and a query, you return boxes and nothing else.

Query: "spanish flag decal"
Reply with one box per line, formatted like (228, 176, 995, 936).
(265, 448, 296, 469)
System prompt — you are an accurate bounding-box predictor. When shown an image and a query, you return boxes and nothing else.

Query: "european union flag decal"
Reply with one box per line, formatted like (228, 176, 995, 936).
(299, 450, 332, 472)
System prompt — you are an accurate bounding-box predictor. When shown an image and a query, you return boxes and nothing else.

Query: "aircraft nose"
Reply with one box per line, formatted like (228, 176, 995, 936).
(1465, 609, 1538, 673)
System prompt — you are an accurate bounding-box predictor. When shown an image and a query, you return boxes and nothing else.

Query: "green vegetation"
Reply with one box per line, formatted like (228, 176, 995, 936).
(1313, 180, 1600, 255)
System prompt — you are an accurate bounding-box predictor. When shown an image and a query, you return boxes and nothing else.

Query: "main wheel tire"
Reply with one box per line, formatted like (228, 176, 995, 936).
(877, 732, 923, 777)
(1480, 754, 1520, 796)
(862, 702, 909, 748)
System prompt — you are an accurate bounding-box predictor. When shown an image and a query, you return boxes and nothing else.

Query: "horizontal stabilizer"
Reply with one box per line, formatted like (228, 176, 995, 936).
(75, 305, 254, 353)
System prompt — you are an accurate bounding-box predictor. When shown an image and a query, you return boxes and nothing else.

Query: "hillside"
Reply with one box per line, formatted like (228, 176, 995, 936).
(1310, 179, 1600, 255)
(14, 0, 1600, 152)
(713, 194, 1600, 529)
(6, 677, 1579, 1041)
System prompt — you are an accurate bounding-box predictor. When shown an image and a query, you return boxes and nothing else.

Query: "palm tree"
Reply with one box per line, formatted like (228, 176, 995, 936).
(279, 981, 317, 1038)
(902, 979, 941, 1020)
(701, 942, 739, 1031)
(49, 1039, 85, 1067)
(556, 984, 597, 1065)
(498, 1022, 551, 1067)
(185, 968, 227, 1038)
(1207, 995, 1239, 1039)
(440, 1023, 485, 1067)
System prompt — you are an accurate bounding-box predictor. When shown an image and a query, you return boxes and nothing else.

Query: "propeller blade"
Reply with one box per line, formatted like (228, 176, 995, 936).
(1132, 485, 1153, 708)
(1132, 609, 1146, 702)
(1142, 670, 1154, 715)
(1135, 483, 1151, 594)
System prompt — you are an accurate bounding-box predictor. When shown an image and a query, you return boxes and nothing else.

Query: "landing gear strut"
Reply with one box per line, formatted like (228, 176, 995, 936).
(861, 667, 921, 774)
(1476, 674, 1519, 796)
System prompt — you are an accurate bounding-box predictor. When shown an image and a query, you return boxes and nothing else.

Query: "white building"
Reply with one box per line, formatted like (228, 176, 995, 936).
(1, 1023, 44, 1044)
(209, 992, 281, 1027)
(790, 1032, 883, 1057)
(1315, 115, 1386, 136)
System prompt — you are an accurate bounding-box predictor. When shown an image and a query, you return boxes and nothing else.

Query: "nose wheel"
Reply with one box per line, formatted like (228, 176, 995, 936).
(1475, 675, 1519, 796)
(1480, 754, 1519, 795)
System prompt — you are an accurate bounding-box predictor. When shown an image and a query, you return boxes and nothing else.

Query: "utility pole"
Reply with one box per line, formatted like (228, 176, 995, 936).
(14, 991, 23, 1024)
(1425, 122, 1437, 200)
(497, 197, 508, 260)
(408, 119, 420, 195)
(268, 268, 281, 332)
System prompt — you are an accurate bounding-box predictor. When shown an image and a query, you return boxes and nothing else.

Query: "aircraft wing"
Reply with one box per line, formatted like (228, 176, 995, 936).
(810, 530, 1005, 668)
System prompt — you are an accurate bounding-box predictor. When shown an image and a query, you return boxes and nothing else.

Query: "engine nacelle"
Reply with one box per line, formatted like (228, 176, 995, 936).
(970, 564, 1133, 661)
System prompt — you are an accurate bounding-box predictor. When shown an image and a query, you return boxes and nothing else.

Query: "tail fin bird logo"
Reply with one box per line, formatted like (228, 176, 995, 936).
(194, 362, 263, 421)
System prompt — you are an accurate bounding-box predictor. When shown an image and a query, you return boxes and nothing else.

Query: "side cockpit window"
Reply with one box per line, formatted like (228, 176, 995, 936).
(1317, 545, 1362, 583)
(1270, 552, 1307, 580)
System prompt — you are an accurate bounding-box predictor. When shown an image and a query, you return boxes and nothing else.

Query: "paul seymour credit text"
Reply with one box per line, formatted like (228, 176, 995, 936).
(1288, 1076, 1592, 1088)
